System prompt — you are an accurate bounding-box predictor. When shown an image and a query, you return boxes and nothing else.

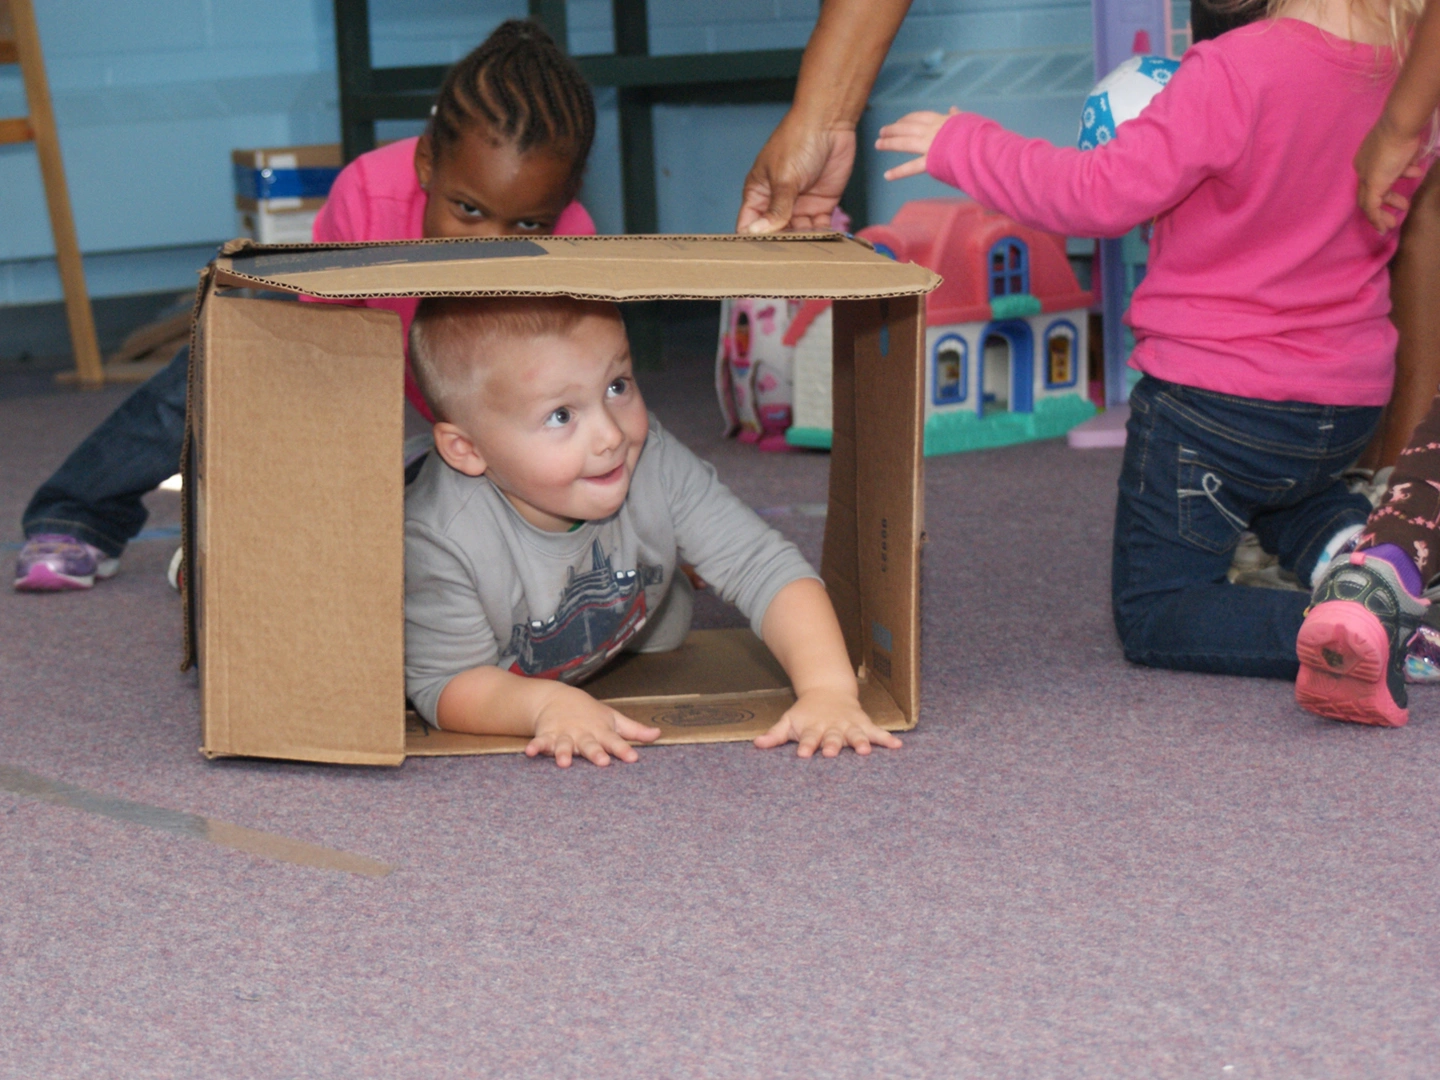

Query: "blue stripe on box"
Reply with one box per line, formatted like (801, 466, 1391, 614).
(871, 621, 893, 652)
(234, 165, 342, 202)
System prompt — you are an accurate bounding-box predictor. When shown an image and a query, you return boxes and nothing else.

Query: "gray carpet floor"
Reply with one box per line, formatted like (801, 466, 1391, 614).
(3, 332, 1439, 1079)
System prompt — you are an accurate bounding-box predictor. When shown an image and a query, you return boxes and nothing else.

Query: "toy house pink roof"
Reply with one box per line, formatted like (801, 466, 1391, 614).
(783, 198, 1093, 346)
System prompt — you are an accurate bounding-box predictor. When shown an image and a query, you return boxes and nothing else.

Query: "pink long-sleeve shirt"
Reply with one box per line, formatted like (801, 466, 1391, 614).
(926, 19, 1418, 406)
(311, 136, 596, 421)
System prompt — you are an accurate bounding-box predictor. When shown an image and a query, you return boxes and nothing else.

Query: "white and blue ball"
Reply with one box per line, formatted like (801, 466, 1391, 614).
(1077, 55, 1180, 150)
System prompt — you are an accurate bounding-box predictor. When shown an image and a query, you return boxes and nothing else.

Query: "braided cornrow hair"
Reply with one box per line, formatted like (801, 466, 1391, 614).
(428, 19, 596, 194)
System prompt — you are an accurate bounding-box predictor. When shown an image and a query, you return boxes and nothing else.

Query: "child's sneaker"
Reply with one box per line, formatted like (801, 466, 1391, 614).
(167, 546, 184, 592)
(1405, 624, 1440, 683)
(1295, 551, 1428, 727)
(13, 534, 119, 592)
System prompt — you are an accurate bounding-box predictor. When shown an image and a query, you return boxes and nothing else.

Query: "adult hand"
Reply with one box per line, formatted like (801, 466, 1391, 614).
(736, 116, 856, 234)
(734, 0, 914, 233)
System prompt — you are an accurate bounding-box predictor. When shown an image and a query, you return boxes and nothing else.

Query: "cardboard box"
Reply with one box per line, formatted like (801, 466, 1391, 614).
(231, 144, 342, 245)
(184, 235, 940, 765)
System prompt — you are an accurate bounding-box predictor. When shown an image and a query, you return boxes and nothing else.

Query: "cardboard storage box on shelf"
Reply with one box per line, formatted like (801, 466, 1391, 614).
(184, 234, 940, 765)
(232, 144, 342, 245)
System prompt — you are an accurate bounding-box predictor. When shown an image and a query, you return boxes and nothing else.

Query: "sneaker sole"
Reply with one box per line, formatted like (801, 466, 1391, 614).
(1295, 600, 1408, 727)
(13, 563, 95, 592)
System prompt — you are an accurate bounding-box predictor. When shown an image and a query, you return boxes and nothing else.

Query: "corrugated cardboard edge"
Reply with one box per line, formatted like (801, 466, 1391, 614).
(179, 265, 212, 674)
(209, 234, 941, 304)
(217, 232, 845, 257)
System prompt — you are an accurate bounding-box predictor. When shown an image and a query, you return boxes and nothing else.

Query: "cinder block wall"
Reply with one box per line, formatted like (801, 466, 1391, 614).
(0, 0, 340, 303)
(0, 0, 1090, 305)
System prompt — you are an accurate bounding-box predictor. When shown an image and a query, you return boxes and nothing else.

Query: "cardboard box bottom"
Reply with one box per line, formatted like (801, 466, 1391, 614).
(403, 628, 910, 757)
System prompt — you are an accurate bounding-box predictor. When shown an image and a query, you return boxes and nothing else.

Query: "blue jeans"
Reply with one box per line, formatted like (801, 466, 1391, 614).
(22, 344, 189, 557)
(1113, 375, 1381, 679)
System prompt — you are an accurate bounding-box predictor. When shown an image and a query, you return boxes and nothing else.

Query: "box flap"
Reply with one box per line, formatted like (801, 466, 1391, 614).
(210, 234, 941, 302)
(195, 295, 407, 766)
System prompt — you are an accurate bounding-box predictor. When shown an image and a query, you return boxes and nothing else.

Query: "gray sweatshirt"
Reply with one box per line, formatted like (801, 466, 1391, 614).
(404, 415, 818, 725)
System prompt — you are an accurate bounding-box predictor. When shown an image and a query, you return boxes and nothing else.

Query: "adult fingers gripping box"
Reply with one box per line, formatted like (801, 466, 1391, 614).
(183, 234, 939, 764)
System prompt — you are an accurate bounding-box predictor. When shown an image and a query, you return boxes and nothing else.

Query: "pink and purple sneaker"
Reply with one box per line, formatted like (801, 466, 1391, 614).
(13, 534, 120, 592)
(1295, 549, 1428, 728)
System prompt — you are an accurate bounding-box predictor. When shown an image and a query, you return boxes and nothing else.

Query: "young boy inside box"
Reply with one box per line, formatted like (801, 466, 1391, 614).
(404, 295, 903, 767)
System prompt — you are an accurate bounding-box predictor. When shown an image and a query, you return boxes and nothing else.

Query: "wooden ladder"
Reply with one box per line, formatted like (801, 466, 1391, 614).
(0, 0, 103, 387)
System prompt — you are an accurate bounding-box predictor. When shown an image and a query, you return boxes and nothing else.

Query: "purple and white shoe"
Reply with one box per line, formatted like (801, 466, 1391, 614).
(1405, 624, 1440, 683)
(13, 534, 119, 592)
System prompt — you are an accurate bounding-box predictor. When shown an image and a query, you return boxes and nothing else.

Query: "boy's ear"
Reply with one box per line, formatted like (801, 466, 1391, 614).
(414, 134, 434, 191)
(432, 422, 487, 477)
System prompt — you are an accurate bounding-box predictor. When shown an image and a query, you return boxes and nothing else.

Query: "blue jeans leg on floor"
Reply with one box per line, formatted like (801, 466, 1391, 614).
(21, 344, 189, 557)
(1112, 375, 1381, 680)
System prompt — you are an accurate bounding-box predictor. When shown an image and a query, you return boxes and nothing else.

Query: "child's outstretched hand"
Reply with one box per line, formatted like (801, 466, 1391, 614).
(876, 108, 960, 181)
(1355, 113, 1427, 233)
(527, 684, 661, 768)
(754, 687, 903, 758)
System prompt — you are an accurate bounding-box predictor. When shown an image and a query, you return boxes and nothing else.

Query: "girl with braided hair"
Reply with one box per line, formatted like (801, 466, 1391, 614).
(15, 18, 599, 592)
(313, 17, 599, 423)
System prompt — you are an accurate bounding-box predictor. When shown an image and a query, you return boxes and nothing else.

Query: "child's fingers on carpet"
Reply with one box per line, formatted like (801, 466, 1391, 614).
(577, 736, 613, 767)
(752, 716, 794, 749)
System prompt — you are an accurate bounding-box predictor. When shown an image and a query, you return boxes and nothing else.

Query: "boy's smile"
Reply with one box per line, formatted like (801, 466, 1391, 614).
(433, 311, 649, 532)
(585, 462, 627, 486)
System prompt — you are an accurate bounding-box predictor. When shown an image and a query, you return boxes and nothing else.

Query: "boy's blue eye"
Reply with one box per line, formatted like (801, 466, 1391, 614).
(607, 377, 629, 398)
(545, 406, 572, 428)
(456, 200, 483, 218)
(516, 220, 543, 232)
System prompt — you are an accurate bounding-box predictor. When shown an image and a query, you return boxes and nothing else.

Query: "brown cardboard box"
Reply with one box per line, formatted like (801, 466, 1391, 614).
(185, 234, 940, 765)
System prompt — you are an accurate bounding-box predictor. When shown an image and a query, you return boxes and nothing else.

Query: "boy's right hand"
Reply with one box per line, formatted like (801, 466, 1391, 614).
(527, 683, 661, 768)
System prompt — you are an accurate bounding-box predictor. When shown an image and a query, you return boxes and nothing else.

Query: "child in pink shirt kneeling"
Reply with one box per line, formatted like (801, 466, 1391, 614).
(877, 0, 1427, 683)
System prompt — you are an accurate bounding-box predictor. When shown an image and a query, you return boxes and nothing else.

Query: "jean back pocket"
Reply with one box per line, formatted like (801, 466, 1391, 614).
(1176, 446, 1295, 553)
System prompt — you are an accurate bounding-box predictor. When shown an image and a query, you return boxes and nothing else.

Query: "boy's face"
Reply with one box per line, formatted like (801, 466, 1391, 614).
(435, 312, 649, 532)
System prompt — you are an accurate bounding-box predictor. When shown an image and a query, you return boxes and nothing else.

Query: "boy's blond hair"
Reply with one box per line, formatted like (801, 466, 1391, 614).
(409, 295, 623, 422)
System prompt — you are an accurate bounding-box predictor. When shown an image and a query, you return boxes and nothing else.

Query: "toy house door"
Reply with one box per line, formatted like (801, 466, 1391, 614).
(979, 320, 1034, 416)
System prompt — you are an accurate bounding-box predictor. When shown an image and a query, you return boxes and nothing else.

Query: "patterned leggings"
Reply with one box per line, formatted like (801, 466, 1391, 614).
(1358, 395, 1440, 581)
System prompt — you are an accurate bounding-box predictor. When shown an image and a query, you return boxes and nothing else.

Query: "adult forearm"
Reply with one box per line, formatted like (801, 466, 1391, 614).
(1383, 2, 1440, 139)
(1379, 167, 1440, 465)
(789, 0, 912, 131)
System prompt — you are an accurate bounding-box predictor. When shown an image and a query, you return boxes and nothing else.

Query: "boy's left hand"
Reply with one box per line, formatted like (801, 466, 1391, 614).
(876, 108, 960, 181)
(754, 687, 903, 758)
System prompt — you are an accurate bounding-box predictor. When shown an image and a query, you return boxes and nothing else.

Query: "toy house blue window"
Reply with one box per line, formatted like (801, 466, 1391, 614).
(933, 334, 967, 405)
(988, 240, 1029, 299)
(1044, 320, 1079, 389)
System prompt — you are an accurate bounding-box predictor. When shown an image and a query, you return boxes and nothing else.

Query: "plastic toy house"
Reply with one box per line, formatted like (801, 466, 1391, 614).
(787, 199, 1096, 455)
(716, 297, 804, 452)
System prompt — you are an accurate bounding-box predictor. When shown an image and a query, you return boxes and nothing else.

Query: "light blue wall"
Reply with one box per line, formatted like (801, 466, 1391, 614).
(0, 0, 1092, 304)
(0, 0, 340, 301)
